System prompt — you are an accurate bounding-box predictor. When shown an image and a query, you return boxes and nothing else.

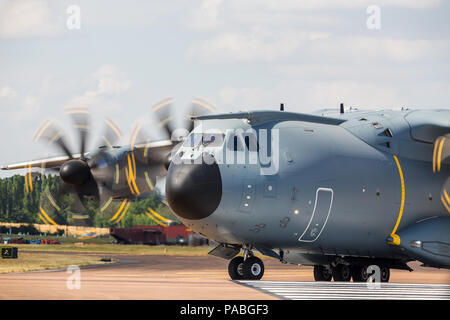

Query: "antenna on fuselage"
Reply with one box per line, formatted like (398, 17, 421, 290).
(280, 103, 284, 111)
(340, 103, 344, 114)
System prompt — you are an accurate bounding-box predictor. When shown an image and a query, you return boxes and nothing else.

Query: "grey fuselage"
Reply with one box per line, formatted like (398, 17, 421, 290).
(173, 108, 449, 264)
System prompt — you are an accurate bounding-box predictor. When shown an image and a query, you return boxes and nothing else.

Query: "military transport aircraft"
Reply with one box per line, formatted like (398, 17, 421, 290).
(2, 101, 449, 282)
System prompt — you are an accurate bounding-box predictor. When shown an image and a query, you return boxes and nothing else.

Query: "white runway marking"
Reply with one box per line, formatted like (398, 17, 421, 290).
(238, 281, 450, 300)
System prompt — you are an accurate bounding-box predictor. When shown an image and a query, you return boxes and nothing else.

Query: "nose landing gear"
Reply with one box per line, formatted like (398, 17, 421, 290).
(243, 256, 265, 280)
(228, 256, 245, 280)
(228, 248, 265, 280)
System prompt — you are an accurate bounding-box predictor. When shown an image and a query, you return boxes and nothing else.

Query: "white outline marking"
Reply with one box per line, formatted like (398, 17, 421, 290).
(298, 187, 334, 242)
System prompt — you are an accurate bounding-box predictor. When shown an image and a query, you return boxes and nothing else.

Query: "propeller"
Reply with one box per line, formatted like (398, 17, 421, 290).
(129, 97, 217, 190)
(126, 97, 217, 224)
(33, 107, 122, 226)
(29, 97, 218, 228)
(432, 133, 450, 213)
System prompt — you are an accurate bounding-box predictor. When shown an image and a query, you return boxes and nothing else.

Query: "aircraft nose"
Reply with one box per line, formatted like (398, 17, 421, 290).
(166, 153, 222, 220)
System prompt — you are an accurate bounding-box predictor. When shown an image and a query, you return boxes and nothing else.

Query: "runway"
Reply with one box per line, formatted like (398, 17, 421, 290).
(0, 252, 449, 300)
(238, 281, 450, 300)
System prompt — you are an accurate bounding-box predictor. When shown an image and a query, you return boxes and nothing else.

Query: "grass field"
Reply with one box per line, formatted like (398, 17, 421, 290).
(1, 232, 216, 256)
(0, 252, 111, 273)
(0, 244, 214, 274)
(1, 233, 114, 244)
(1, 243, 214, 256)
(0, 243, 271, 273)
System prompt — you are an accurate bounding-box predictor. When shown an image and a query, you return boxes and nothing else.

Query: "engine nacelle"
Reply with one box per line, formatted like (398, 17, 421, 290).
(398, 217, 450, 269)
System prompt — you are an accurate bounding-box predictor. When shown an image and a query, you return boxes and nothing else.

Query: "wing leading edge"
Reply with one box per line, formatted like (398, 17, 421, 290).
(1, 154, 81, 171)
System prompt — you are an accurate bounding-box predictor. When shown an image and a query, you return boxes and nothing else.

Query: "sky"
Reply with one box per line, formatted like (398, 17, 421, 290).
(0, 0, 449, 176)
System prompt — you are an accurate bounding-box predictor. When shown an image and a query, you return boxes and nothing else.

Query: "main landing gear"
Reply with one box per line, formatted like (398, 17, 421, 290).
(225, 245, 391, 283)
(313, 264, 390, 282)
(228, 249, 265, 280)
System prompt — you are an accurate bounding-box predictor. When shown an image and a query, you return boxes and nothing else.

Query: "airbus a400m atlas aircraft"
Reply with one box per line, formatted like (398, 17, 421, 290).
(2, 101, 450, 282)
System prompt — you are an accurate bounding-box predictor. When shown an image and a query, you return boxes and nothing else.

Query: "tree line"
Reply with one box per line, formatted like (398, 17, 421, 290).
(0, 174, 176, 228)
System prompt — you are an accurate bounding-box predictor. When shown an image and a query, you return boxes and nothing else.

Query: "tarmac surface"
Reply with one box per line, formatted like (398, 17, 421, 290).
(0, 251, 449, 300)
(241, 281, 450, 300)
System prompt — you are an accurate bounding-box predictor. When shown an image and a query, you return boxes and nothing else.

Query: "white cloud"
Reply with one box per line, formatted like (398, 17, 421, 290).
(187, 28, 320, 63)
(91, 65, 132, 96)
(0, 85, 40, 117)
(302, 81, 401, 108)
(76, 0, 180, 29)
(218, 85, 278, 110)
(70, 65, 132, 111)
(187, 0, 224, 30)
(0, 0, 63, 39)
(233, 0, 442, 11)
(22, 95, 40, 114)
(184, 0, 443, 33)
(308, 36, 449, 63)
(297, 80, 450, 109)
(189, 30, 449, 64)
(215, 79, 450, 114)
(0, 90, 41, 123)
(0, 85, 17, 99)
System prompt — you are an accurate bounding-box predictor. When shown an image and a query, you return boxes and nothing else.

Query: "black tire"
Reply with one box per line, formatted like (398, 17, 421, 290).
(380, 266, 390, 282)
(351, 265, 369, 282)
(242, 256, 264, 280)
(313, 265, 332, 281)
(332, 264, 351, 282)
(228, 256, 245, 280)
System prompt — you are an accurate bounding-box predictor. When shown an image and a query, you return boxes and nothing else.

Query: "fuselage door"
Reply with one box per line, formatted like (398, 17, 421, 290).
(298, 187, 334, 242)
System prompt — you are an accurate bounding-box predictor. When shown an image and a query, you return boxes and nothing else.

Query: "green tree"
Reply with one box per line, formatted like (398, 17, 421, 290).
(0, 175, 178, 228)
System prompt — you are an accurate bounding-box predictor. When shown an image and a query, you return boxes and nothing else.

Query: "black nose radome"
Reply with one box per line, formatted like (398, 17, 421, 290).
(166, 153, 222, 220)
(60, 160, 91, 186)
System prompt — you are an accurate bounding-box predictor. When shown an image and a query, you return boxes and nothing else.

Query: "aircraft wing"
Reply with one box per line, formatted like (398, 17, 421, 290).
(404, 110, 450, 144)
(132, 140, 174, 179)
(400, 110, 450, 165)
(1, 154, 81, 171)
(133, 140, 174, 164)
(193, 110, 346, 126)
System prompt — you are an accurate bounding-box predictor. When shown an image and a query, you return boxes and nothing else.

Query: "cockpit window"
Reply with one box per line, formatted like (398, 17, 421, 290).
(183, 133, 225, 148)
(202, 133, 224, 147)
(226, 132, 259, 152)
(244, 134, 259, 152)
(183, 133, 202, 148)
(227, 134, 244, 151)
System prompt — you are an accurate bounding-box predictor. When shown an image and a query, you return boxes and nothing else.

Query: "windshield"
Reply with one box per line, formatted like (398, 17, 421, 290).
(183, 133, 202, 148)
(202, 133, 224, 147)
(183, 133, 225, 148)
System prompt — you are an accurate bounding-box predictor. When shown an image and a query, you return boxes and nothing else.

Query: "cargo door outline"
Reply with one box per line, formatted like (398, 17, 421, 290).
(298, 188, 334, 242)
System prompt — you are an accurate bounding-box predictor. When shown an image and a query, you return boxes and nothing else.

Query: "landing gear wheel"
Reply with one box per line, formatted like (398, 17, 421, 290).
(332, 264, 351, 282)
(351, 265, 369, 282)
(242, 257, 264, 280)
(228, 256, 245, 280)
(380, 266, 390, 282)
(313, 265, 332, 281)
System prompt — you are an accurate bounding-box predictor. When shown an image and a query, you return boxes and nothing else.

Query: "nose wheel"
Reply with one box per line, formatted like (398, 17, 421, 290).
(228, 256, 264, 280)
(228, 256, 245, 280)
